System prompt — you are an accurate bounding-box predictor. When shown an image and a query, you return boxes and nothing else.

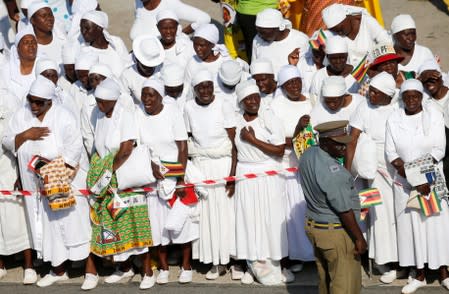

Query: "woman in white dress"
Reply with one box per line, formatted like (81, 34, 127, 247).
(345, 72, 401, 283)
(184, 70, 237, 280)
(0, 89, 34, 284)
(271, 65, 314, 275)
(233, 79, 288, 285)
(2, 76, 91, 288)
(385, 79, 449, 294)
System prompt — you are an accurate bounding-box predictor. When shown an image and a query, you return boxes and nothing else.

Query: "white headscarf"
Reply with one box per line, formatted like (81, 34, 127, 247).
(194, 24, 229, 57)
(162, 63, 184, 87)
(236, 79, 259, 103)
(370, 72, 396, 97)
(325, 35, 348, 54)
(418, 59, 441, 75)
(35, 58, 59, 76)
(400, 79, 423, 95)
(250, 58, 274, 75)
(192, 69, 213, 87)
(89, 63, 113, 78)
(28, 2, 51, 19)
(255, 8, 292, 31)
(322, 76, 347, 97)
(322, 4, 347, 29)
(142, 78, 165, 98)
(219, 60, 243, 86)
(95, 78, 121, 101)
(278, 65, 302, 86)
(29, 75, 56, 100)
(156, 10, 179, 23)
(391, 14, 416, 35)
(82, 10, 108, 29)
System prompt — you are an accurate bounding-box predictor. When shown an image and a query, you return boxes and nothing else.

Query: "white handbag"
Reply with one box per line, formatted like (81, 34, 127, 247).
(351, 133, 377, 180)
(116, 144, 156, 190)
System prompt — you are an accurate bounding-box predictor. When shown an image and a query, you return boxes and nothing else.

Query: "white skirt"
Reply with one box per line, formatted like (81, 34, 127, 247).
(235, 160, 288, 261)
(394, 173, 449, 269)
(191, 156, 235, 266)
(367, 167, 398, 265)
(0, 195, 32, 255)
(148, 194, 199, 246)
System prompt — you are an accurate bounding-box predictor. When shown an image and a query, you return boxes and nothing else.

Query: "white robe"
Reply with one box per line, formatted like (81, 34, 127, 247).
(121, 63, 161, 104)
(385, 106, 449, 269)
(37, 29, 67, 67)
(398, 44, 434, 74)
(162, 35, 195, 70)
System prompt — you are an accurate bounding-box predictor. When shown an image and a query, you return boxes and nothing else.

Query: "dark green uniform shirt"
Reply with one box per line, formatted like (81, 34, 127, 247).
(299, 146, 360, 223)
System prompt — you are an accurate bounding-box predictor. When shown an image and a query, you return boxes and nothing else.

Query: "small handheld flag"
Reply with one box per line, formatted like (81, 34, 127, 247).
(352, 54, 369, 83)
(359, 188, 382, 208)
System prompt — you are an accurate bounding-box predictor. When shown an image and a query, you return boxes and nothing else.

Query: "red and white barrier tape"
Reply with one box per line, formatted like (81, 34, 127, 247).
(0, 167, 299, 197)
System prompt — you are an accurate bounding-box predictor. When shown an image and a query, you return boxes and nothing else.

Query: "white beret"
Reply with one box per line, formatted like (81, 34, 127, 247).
(192, 69, 213, 87)
(325, 35, 348, 54)
(278, 65, 302, 86)
(322, 76, 347, 97)
(255, 8, 283, 28)
(236, 79, 260, 103)
(370, 72, 396, 97)
(219, 60, 242, 86)
(391, 14, 416, 35)
(250, 58, 274, 75)
(400, 79, 423, 95)
(322, 4, 346, 29)
(94, 78, 121, 101)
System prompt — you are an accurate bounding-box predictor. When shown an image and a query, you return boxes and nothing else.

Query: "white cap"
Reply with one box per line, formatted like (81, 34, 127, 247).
(28, 1, 51, 19)
(255, 8, 283, 28)
(15, 27, 35, 47)
(162, 63, 184, 87)
(82, 10, 108, 29)
(325, 35, 348, 54)
(278, 65, 302, 86)
(95, 78, 121, 101)
(322, 76, 346, 97)
(322, 4, 346, 29)
(35, 58, 59, 76)
(156, 10, 179, 23)
(236, 79, 260, 103)
(250, 58, 274, 75)
(192, 69, 213, 87)
(133, 35, 165, 67)
(391, 14, 416, 34)
(400, 79, 423, 95)
(29, 75, 56, 100)
(219, 60, 242, 86)
(89, 63, 113, 78)
(142, 78, 165, 98)
(370, 72, 396, 97)
(418, 58, 441, 75)
(194, 24, 219, 44)
(75, 52, 99, 70)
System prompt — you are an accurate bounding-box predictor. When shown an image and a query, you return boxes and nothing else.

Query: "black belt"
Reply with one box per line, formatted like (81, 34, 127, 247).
(307, 219, 343, 230)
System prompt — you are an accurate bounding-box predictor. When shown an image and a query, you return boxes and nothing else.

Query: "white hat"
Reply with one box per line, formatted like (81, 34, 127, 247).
(255, 8, 283, 28)
(20, 0, 35, 10)
(29, 75, 56, 100)
(418, 58, 441, 75)
(370, 72, 396, 97)
(75, 52, 99, 70)
(82, 10, 108, 29)
(192, 69, 213, 87)
(278, 65, 302, 86)
(89, 63, 113, 78)
(250, 58, 274, 75)
(35, 58, 59, 76)
(325, 35, 348, 54)
(95, 78, 121, 101)
(156, 10, 179, 23)
(236, 79, 259, 103)
(142, 78, 165, 98)
(219, 60, 242, 86)
(133, 35, 165, 67)
(62, 42, 78, 64)
(400, 79, 423, 95)
(322, 76, 346, 97)
(15, 27, 35, 47)
(391, 14, 416, 34)
(162, 63, 184, 87)
(28, 1, 51, 19)
(194, 24, 219, 44)
(322, 4, 347, 29)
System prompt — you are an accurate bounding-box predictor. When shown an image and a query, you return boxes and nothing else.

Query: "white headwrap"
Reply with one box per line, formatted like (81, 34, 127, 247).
(35, 58, 59, 76)
(255, 8, 291, 31)
(391, 14, 416, 35)
(194, 24, 229, 57)
(418, 59, 441, 75)
(133, 35, 165, 67)
(400, 79, 423, 95)
(162, 63, 184, 87)
(219, 60, 242, 86)
(192, 69, 213, 87)
(75, 52, 99, 70)
(28, 2, 51, 19)
(370, 72, 396, 97)
(236, 79, 259, 103)
(142, 78, 165, 98)
(278, 65, 302, 86)
(156, 10, 179, 23)
(322, 4, 347, 29)
(322, 76, 346, 97)
(89, 63, 113, 78)
(62, 41, 78, 64)
(82, 10, 109, 29)
(95, 78, 121, 101)
(15, 27, 35, 47)
(29, 75, 56, 100)
(325, 35, 348, 54)
(250, 58, 274, 75)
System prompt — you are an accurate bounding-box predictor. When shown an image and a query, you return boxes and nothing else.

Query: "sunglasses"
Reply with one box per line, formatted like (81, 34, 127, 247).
(27, 97, 49, 106)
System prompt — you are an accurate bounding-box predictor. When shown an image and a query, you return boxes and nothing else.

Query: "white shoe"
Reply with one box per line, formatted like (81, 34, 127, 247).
(104, 269, 134, 284)
(380, 270, 398, 284)
(0, 268, 6, 280)
(230, 265, 244, 280)
(241, 271, 254, 285)
(37, 271, 69, 287)
(139, 274, 156, 290)
(281, 268, 295, 283)
(157, 269, 169, 284)
(401, 278, 426, 294)
(81, 273, 99, 291)
(205, 265, 226, 280)
(178, 268, 192, 284)
(290, 263, 304, 273)
(441, 277, 449, 290)
(23, 268, 38, 285)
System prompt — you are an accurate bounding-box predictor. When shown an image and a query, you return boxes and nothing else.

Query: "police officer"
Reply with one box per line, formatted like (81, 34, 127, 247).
(299, 120, 367, 294)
